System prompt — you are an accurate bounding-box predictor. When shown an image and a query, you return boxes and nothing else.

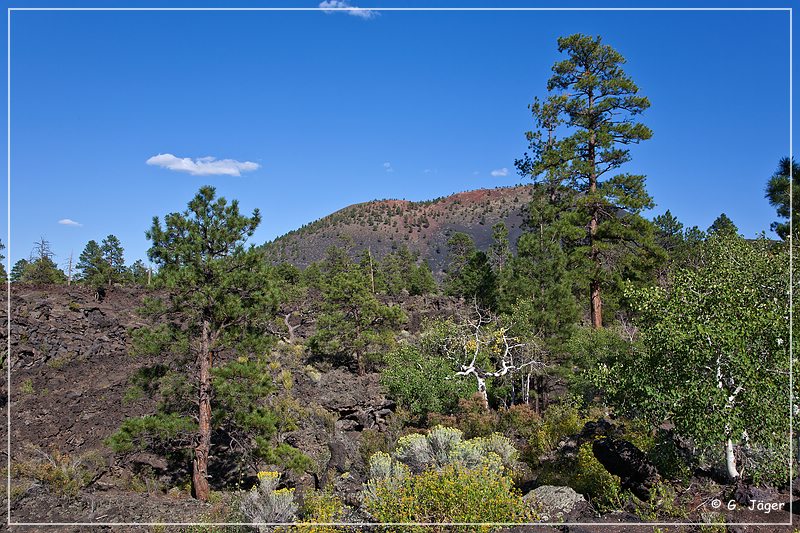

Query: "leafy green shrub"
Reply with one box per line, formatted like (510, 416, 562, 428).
(569, 442, 623, 513)
(381, 344, 474, 422)
(365, 463, 533, 532)
(527, 402, 583, 463)
(647, 430, 692, 483)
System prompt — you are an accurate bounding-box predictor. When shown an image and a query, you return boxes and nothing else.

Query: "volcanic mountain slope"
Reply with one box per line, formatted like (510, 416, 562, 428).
(264, 184, 535, 276)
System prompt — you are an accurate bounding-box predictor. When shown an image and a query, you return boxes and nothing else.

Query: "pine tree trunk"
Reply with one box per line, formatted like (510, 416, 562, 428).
(193, 318, 212, 501)
(590, 278, 603, 329)
(357, 351, 365, 376)
(587, 89, 603, 330)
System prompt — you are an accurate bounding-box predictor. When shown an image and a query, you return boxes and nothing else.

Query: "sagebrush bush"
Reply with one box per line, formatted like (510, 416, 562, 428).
(391, 426, 517, 475)
(365, 463, 534, 532)
(239, 471, 297, 531)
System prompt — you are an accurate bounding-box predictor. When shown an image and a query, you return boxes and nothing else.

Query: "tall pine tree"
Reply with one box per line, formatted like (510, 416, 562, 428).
(145, 186, 276, 501)
(516, 34, 661, 328)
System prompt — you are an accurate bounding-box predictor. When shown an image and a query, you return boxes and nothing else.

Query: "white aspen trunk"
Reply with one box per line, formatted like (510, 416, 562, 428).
(725, 438, 740, 480)
(475, 375, 489, 410)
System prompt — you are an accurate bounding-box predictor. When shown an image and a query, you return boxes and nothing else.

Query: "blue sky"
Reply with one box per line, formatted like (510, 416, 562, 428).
(2, 1, 795, 268)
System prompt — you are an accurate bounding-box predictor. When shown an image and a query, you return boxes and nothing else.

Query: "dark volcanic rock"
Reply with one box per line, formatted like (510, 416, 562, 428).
(592, 437, 658, 501)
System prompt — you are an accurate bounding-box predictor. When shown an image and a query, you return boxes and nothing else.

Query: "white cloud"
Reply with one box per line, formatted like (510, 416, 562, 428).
(490, 167, 509, 177)
(58, 219, 82, 227)
(146, 153, 260, 176)
(319, 0, 376, 19)
(383, 162, 394, 173)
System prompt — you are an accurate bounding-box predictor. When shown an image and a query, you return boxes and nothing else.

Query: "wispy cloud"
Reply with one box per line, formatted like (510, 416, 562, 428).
(319, 0, 377, 19)
(383, 162, 394, 173)
(490, 167, 509, 177)
(58, 219, 82, 227)
(146, 153, 260, 177)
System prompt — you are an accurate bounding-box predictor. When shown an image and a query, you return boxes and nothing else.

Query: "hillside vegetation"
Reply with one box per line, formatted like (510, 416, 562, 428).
(263, 185, 534, 277)
(3, 33, 797, 532)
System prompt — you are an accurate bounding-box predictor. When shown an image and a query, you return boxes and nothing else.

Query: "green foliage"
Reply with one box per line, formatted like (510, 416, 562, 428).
(570, 442, 624, 513)
(428, 394, 499, 439)
(376, 245, 437, 296)
(381, 341, 474, 421)
(568, 325, 639, 404)
(526, 402, 584, 463)
(105, 187, 306, 499)
(309, 247, 406, 375)
(516, 33, 663, 326)
(105, 413, 196, 454)
(443, 233, 496, 309)
(212, 356, 312, 472)
(10, 259, 29, 282)
(127, 259, 151, 285)
(365, 463, 532, 532)
(707, 213, 738, 237)
(101, 234, 126, 285)
(19, 378, 34, 395)
(77, 236, 127, 287)
(18, 239, 67, 284)
(499, 184, 578, 353)
(147, 186, 278, 341)
(595, 234, 789, 482)
(652, 210, 706, 270)
(129, 324, 186, 358)
(765, 156, 799, 240)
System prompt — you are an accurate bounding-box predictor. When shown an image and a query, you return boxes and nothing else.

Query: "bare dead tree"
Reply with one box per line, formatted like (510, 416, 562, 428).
(445, 301, 547, 409)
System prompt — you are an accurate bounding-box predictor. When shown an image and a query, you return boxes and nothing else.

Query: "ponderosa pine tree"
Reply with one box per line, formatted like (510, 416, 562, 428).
(145, 186, 276, 501)
(128, 259, 150, 286)
(444, 233, 496, 309)
(498, 183, 578, 411)
(707, 213, 739, 237)
(77, 240, 107, 286)
(765, 157, 799, 240)
(309, 251, 406, 376)
(100, 234, 126, 286)
(516, 33, 661, 328)
(376, 245, 436, 297)
(10, 259, 28, 282)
